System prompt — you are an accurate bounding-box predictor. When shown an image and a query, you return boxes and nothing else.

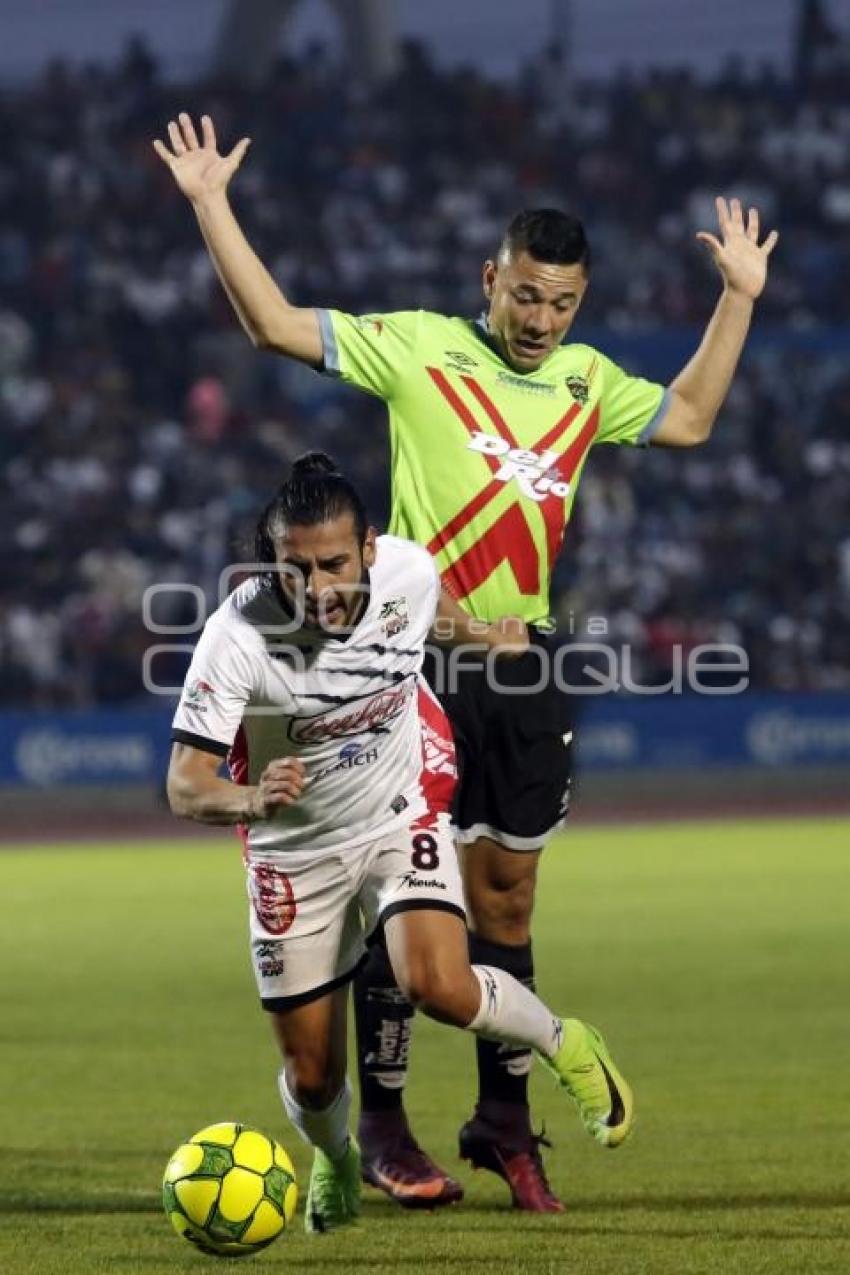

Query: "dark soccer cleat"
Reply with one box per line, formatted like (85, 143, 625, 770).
(361, 1130, 464, 1210)
(458, 1114, 565, 1213)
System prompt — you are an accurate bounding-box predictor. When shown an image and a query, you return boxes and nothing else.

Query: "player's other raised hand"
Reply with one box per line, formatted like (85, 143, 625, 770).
(696, 197, 779, 301)
(152, 113, 250, 204)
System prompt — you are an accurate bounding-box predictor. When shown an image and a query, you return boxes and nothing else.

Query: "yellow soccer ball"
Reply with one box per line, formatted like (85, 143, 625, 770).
(162, 1121, 298, 1256)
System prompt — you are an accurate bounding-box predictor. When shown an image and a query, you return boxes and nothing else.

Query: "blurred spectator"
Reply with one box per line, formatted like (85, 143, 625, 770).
(1, 36, 849, 705)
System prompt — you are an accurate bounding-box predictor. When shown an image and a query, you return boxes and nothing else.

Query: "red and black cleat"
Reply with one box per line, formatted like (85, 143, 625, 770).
(459, 1115, 564, 1213)
(361, 1131, 464, 1210)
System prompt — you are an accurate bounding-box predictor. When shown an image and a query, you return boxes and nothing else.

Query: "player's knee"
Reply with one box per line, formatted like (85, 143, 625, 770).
(393, 960, 427, 1008)
(397, 961, 465, 1025)
(469, 874, 536, 940)
(465, 846, 539, 941)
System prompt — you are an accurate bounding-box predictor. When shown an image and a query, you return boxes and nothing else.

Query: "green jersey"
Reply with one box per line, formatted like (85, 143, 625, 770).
(319, 309, 668, 624)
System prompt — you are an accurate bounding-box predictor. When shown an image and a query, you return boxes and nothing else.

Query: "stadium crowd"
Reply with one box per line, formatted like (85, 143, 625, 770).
(1, 33, 849, 705)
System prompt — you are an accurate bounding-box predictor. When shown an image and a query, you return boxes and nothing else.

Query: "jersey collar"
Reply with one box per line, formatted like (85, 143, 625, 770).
(259, 571, 373, 647)
(471, 311, 566, 373)
(472, 310, 498, 355)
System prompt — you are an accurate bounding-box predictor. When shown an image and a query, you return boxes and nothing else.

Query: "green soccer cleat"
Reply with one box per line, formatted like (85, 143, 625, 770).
(304, 1139, 362, 1234)
(541, 1018, 634, 1149)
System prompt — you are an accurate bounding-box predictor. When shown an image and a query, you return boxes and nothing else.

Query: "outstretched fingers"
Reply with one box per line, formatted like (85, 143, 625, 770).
(201, 114, 217, 150)
(761, 228, 779, 256)
(696, 231, 722, 255)
(715, 195, 731, 234)
(227, 137, 252, 170)
(178, 112, 200, 150)
(167, 119, 186, 156)
(151, 138, 173, 167)
(715, 196, 777, 252)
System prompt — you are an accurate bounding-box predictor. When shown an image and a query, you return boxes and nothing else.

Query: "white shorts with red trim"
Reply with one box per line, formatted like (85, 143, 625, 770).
(246, 808, 465, 1010)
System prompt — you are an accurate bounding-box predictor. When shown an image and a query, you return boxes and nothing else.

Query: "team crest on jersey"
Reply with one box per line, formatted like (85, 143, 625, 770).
(444, 350, 479, 373)
(379, 596, 410, 638)
(565, 374, 589, 404)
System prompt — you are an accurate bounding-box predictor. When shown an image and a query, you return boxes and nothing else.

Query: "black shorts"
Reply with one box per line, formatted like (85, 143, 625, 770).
(423, 630, 573, 852)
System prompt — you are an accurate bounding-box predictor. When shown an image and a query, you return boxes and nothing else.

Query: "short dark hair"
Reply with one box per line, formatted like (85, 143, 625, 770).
(254, 451, 368, 565)
(500, 208, 590, 272)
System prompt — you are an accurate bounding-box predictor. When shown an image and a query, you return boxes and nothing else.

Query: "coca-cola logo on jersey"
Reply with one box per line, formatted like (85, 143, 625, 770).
(287, 678, 415, 744)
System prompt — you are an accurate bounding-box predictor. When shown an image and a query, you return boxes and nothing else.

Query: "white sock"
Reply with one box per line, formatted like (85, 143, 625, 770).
(277, 1070, 351, 1161)
(468, 965, 563, 1059)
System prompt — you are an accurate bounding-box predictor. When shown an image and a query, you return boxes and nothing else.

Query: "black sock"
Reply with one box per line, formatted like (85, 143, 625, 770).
(469, 933, 534, 1136)
(353, 941, 414, 1116)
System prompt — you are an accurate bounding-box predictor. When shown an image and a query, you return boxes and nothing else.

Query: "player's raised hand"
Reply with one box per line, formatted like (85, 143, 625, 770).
(248, 758, 307, 820)
(152, 113, 250, 204)
(696, 197, 778, 301)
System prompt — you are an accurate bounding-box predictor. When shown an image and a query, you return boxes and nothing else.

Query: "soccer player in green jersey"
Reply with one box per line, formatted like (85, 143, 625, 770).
(154, 112, 778, 1212)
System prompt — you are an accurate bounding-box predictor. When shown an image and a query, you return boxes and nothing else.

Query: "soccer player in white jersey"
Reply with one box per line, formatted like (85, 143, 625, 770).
(155, 113, 778, 1213)
(167, 452, 634, 1233)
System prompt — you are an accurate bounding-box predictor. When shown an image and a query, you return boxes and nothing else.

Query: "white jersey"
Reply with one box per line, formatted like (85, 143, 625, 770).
(171, 536, 454, 857)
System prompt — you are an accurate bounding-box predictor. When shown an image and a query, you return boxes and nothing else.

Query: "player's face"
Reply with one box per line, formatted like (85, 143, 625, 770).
(483, 250, 588, 372)
(274, 515, 377, 632)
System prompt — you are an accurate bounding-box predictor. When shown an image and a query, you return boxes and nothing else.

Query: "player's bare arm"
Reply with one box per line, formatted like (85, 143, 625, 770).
(431, 587, 530, 657)
(167, 742, 306, 824)
(652, 197, 779, 448)
(152, 113, 322, 365)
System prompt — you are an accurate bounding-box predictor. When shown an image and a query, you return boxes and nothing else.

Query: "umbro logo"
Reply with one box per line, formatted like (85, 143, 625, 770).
(444, 350, 479, 373)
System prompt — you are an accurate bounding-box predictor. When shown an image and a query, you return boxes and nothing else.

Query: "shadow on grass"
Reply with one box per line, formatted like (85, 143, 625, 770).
(3, 1188, 849, 1225)
(449, 1225, 850, 1243)
(120, 1234, 850, 1270)
(0, 1196, 160, 1215)
(562, 1191, 850, 1215)
(363, 1188, 850, 1220)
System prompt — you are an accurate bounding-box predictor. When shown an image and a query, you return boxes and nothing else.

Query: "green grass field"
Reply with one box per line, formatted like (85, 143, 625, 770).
(1, 818, 848, 1274)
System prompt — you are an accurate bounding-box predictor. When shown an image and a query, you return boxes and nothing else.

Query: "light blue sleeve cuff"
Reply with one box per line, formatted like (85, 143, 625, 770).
(316, 308, 341, 378)
(637, 387, 672, 446)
